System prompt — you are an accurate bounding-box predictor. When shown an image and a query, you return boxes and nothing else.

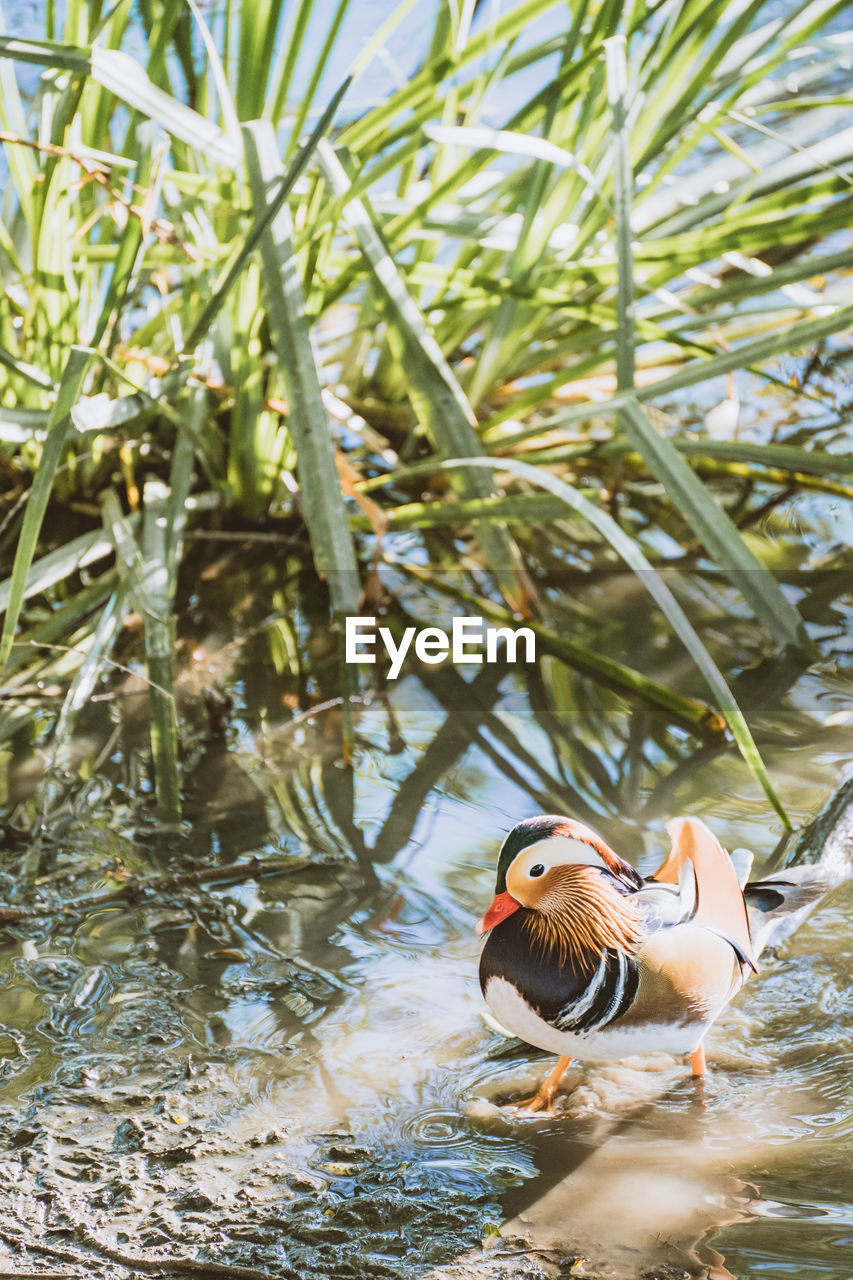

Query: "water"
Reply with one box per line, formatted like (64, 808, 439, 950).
(0, 537, 850, 1279)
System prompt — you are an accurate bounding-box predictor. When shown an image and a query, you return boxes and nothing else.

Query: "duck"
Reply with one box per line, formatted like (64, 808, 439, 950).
(477, 813, 835, 1112)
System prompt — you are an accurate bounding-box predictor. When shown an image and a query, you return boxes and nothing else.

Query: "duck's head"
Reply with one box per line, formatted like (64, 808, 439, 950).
(476, 815, 644, 963)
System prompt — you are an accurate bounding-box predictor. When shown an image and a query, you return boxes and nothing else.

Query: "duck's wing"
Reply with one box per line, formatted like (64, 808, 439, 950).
(632, 820, 698, 932)
(639, 818, 759, 972)
(633, 876, 694, 931)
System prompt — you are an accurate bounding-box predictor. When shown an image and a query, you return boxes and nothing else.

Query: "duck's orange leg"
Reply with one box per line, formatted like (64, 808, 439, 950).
(517, 1056, 573, 1113)
(689, 1044, 706, 1077)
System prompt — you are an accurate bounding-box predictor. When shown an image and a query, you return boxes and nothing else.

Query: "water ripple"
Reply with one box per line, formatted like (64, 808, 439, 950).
(398, 1107, 469, 1148)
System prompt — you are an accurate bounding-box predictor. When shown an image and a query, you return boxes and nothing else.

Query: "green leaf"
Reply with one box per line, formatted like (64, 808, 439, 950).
(140, 479, 182, 823)
(101, 478, 183, 822)
(354, 491, 599, 528)
(47, 586, 127, 765)
(605, 34, 635, 395)
(398, 566, 725, 738)
(0, 6, 38, 224)
(533, 24, 830, 668)
(0, 345, 55, 392)
(600, 33, 809, 661)
(488, 302, 853, 448)
(0, 529, 116, 615)
(679, 440, 853, 477)
(278, 0, 351, 147)
(0, 36, 239, 162)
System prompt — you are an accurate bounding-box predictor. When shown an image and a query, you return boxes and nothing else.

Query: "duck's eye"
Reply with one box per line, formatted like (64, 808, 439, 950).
(529, 863, 545, 878)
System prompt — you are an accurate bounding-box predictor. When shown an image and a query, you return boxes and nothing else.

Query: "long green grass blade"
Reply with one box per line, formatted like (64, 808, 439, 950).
(47, 585, 126, 764)
(0, 346, 91, 671)
(0, 37, 238, 162)
(280, 0, 351, 146)
(101, 482, 182, 822)
(91, 46, 238, 161)
(185, 0, 240, 145)
(637, 303, 853, 397)
(244, 121, 360, 616)
(436, 454, 791, 829)
(510, 438, 853, 492)
(679, 440, 853, 477)
(1, 578, 115, 685)
(163, 401, 199, 593)
(0, 529, 116, 614)
(266, 0, 313, 123)
(352, 491, 598, 528)
(316, 139, 529, 602)
(184, 74, 351, 352)
(487, 302, 853, 447)
(0, 7, 37, 223)
(619, 397, 814, 656)
(101, 490, 151, 613)
(0, 346, 55, 391)
(398, 566, 725, 739)
(600, 20, 815, 657)
(0, 34, 90, 72)
(141, 479, 182, 823)
(89, 139, 155, 352)
(606, 35, 635, 395)
(339, 0, 565, 151)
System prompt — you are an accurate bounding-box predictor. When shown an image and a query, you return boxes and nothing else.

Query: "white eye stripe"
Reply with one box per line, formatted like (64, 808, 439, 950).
(513, 835, 608, 874)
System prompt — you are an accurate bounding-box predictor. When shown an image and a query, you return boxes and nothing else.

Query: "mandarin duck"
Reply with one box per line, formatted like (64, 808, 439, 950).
(477, 814, 835, 1112)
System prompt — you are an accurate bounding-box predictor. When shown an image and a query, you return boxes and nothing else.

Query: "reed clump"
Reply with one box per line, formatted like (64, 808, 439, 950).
(1, 0, 851, 819)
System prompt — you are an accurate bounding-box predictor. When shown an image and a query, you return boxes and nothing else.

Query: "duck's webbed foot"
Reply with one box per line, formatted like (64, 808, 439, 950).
(516, 1055, 573, 1113)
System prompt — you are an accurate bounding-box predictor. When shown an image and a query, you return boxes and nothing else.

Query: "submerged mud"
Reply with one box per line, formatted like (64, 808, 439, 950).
(0, 886, 552, 1279)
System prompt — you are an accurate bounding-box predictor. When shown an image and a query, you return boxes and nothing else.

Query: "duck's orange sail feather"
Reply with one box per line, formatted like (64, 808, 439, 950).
(652, 817, 759, 972)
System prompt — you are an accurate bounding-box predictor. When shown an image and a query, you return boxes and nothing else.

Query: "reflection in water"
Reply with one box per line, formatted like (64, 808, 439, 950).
(498, 1085, 759, 1280)
(0, 559, 851, 1277)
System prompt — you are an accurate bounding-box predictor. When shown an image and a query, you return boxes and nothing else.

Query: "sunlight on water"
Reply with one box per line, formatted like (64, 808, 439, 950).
(0, 563, 851, 1277)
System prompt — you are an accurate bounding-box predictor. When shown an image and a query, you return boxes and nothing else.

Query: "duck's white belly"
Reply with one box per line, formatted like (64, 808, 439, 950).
(484, 976, 706, 1061)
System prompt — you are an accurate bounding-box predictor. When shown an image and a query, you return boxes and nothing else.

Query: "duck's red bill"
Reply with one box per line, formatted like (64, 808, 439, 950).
(476, 891, 520, 935)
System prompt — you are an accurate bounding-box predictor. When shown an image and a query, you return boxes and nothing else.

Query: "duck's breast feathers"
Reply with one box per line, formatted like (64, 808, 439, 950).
(479, 906, 591, 1014)
(479, 908, 639, 1034)
(649, 817, 758, 972)
(495, 815, 643, 893)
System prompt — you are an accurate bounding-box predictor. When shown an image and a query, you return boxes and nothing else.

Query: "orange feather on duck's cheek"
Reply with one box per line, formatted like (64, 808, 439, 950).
(516, 864, 643, 970)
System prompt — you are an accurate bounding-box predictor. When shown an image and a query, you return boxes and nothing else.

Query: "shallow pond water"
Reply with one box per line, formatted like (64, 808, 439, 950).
(0, 543, 851, 1280)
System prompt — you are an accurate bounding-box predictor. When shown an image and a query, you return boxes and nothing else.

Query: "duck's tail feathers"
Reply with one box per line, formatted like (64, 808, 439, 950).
(745, 866, 839, 957)
(747, 780, 853, 956)
(729, 847, 754, 888)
